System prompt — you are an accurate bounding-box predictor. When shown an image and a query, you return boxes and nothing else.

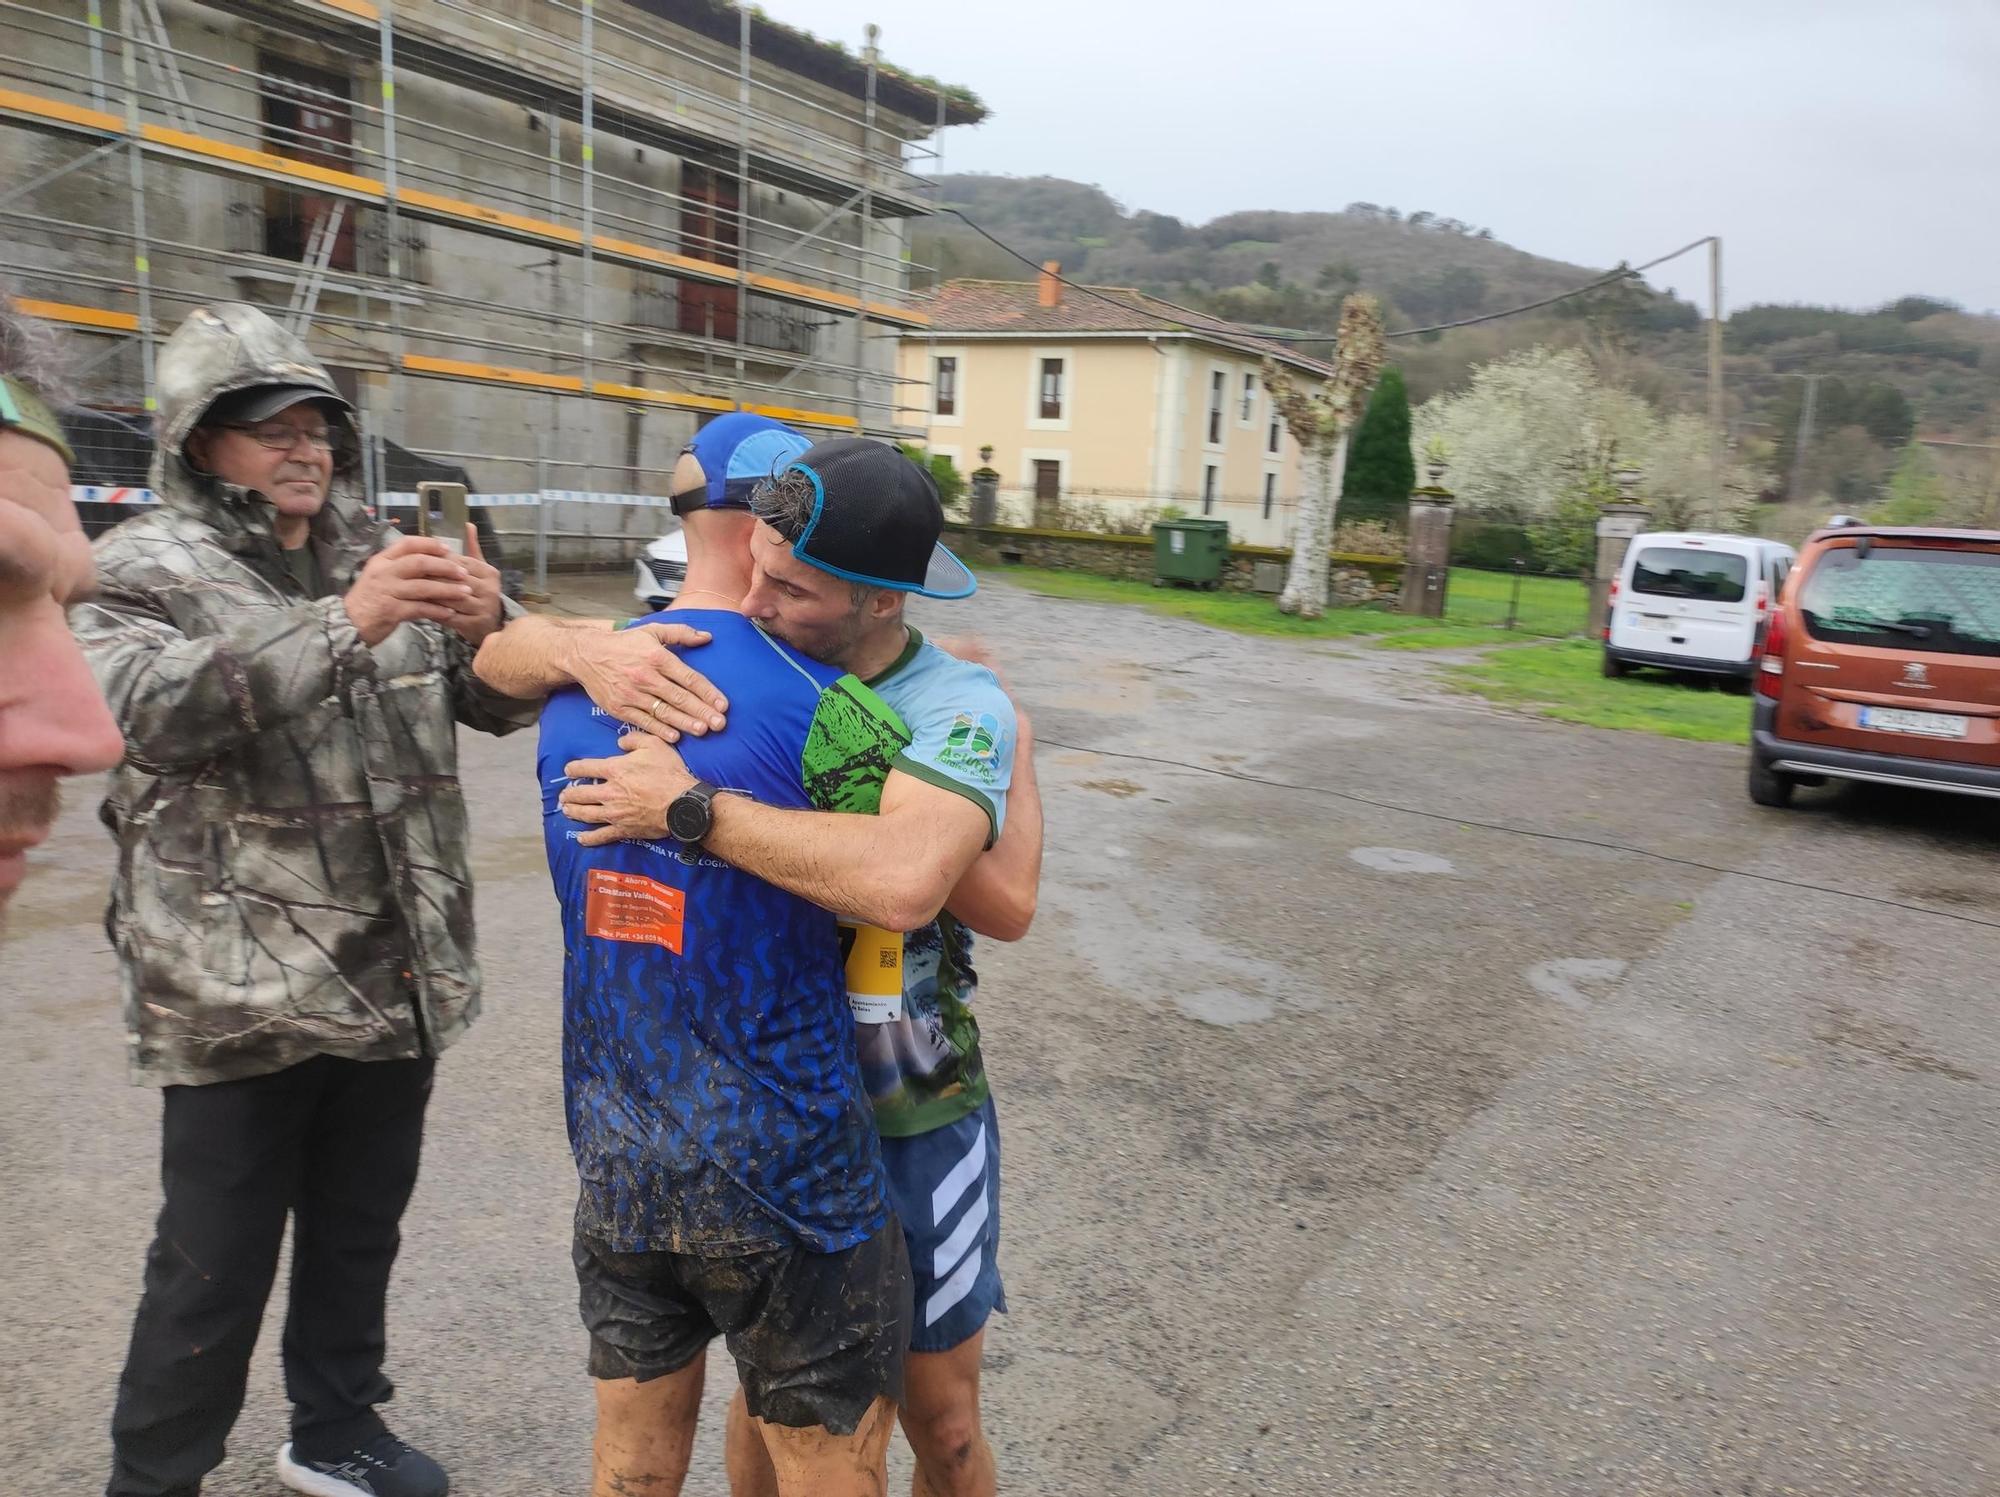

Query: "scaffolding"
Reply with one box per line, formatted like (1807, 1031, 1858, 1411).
(1, 0, 973, 502)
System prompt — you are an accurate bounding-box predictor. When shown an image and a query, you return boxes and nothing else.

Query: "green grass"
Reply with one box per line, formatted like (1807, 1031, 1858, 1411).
(1369, 623, 1522, 651)
(1443, 567, 1590, 637)
(1444, 639, 1754, 743)
(974, 564, 1453, 641)
(977, 564, 1541, 652)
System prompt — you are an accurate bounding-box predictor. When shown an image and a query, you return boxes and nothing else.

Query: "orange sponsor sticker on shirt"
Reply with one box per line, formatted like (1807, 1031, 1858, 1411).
(584, 868, 686, 952)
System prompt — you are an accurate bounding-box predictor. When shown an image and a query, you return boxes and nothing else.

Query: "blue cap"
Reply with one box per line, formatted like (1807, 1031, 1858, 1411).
(673, 412, 813, 515)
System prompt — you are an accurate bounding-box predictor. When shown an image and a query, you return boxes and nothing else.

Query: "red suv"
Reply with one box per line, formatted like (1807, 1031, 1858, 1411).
(1750, 524, 2000, 807)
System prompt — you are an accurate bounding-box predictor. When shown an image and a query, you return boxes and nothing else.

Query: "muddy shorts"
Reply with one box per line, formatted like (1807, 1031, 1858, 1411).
(573, 1216, 912, 1434)
(882, 1096, 1007, 1354)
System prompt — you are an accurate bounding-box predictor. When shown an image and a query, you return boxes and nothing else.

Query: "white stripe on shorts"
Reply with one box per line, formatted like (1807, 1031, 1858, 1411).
(925, 1244, 983, 1327)
(932, 1183, 990, 1280)
(930, 1120, 988, 1226)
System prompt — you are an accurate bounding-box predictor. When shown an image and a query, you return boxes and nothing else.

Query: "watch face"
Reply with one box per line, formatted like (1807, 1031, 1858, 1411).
(668, 792, 709, 842)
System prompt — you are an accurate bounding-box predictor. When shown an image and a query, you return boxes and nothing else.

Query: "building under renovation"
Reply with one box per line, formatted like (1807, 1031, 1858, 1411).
(1, 0, 980, 511)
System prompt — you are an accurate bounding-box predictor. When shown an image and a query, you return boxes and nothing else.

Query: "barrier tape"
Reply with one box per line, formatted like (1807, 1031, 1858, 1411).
(73, 487, 678, 510)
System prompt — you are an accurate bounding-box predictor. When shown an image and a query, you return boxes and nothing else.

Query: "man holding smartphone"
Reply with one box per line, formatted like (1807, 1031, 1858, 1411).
(76, 302, 538, 1497)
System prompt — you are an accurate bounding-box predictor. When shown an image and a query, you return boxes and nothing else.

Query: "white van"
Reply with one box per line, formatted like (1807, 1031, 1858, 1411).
(1603, 532, 1796, 681)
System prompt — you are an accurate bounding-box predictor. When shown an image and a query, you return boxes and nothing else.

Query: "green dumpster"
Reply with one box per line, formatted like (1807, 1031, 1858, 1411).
(1152, 517, 1231, 589)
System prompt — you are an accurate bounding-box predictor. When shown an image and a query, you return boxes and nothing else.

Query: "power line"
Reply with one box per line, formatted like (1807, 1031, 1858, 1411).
(938, 207, 1715, 348)
(936, 207, 1336, 365)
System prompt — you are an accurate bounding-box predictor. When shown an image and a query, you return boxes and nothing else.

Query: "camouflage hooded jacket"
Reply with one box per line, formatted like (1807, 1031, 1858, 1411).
(73, 304, 538, 1087)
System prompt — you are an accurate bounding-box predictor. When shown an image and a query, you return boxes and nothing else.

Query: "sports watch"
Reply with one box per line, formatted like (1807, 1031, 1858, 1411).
(666, 779, 720, 844)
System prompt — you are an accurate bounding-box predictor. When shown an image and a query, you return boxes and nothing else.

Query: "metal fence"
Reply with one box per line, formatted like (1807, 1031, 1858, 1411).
(1441, 560, 1593, 638)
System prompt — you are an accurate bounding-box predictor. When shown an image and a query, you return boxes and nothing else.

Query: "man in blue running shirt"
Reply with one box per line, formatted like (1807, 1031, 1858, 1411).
(481, 416, 900, 1497)
(482, 433, 1039, 1497)
(556, 440, 1037, 1497)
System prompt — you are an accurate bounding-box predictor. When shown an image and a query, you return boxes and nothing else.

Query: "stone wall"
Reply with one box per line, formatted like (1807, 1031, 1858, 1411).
(941, 523, 1404, 603)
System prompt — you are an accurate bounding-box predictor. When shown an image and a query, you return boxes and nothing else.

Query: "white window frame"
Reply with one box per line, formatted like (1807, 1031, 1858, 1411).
(1266, 406, 1283, 456)
(1238, 369, 1257, 428)
(930, 347, 966, 427)
(1027, 348, 1071, 431)
(1204, 365, 1228, 450)
(1261, 469, 1278, 519)
(1201, 463, 1219, 515)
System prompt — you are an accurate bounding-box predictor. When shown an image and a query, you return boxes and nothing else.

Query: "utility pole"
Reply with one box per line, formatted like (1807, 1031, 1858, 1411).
(1788, 372, 1821, 501)
(1707, 235, 1723, 525)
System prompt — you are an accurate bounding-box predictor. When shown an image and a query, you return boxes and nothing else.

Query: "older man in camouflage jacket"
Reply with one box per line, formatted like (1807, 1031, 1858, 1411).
(74, 303, 536, 1497)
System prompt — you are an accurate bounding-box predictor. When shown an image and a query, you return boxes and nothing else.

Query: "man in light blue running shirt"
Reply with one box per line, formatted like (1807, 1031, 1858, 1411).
(551, 438, 1040, 1497)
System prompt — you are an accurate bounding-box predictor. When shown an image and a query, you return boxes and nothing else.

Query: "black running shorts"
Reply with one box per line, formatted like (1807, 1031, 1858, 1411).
(573, 1217, 912, 1435)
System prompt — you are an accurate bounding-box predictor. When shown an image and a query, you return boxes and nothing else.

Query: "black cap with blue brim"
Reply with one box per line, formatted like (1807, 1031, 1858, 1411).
(758, 437, 976, 599)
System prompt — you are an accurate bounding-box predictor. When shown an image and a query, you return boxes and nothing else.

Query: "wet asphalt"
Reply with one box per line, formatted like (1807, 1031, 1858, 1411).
(2, 571, 1996, 1495)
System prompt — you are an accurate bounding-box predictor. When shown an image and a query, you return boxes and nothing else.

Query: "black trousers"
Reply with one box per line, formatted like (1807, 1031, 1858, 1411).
(106, 1054, 435, 1497)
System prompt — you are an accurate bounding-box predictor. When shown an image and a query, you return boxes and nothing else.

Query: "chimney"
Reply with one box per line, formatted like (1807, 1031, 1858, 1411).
(1038, 260, 1062, 309)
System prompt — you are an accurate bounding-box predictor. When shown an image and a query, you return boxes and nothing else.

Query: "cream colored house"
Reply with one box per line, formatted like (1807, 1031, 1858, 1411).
(895, 267, 1333, 547)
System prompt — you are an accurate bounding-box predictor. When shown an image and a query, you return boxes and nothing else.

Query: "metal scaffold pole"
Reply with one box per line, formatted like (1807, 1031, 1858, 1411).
(734, 7, 752, 391)
(579, 0, 597, 493)
(378, 0, 408, 445)
(924, 86, 943, 436)
(117, 0, 156, 415)
(855, 22, 878, 432)
(85, 0, 109, 111)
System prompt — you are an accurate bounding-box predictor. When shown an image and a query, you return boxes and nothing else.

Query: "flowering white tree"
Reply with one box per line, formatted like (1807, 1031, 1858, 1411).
(1267, 294, 1386, 619)
(1411, 347, 1763, 527)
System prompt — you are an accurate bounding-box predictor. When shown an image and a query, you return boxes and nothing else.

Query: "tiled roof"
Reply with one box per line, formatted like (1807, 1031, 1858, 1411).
(915, 280, 1336, 377)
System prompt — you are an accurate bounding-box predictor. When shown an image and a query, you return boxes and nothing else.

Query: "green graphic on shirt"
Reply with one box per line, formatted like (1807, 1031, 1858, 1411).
(802, 675, 909, 814)
(800, 668, 992, 1138)
(936, 711, 1004, 784)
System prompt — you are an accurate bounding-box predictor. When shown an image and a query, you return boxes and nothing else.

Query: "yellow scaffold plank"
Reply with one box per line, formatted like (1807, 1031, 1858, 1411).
(14, 298, 142, 332)
(402, 354, 585, 394)
(745, 271, 860, 312)
(0, 86, 127, 135)
(140, 125, 386, 198)
(400, 188, 582, 245)
(741, 402, 859, 430)
(867, 301, 930, 327)
(592, 235, 738, 284)
(591, 380, 735, 414)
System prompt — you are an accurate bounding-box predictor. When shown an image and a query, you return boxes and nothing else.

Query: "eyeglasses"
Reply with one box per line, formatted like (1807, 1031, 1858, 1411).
(221, 421, 347, 455)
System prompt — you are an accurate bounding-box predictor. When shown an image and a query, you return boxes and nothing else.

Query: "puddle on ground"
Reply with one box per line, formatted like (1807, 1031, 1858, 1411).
(1348, 847, 1455, 875)
(1044, 659, 1158, 715)
(1524, 957, 1629, 1011)
(1050, 874, 1321, 1029)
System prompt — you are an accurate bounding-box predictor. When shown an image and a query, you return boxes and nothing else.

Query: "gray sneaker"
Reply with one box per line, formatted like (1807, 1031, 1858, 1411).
(276, 1433, 448, 1497)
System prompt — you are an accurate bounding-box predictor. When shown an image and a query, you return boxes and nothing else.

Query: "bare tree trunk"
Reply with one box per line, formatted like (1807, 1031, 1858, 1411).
(1267, 294, 1386, 621)
(1280, 434, 1344, 617)
(1278, 444, 1329, 616)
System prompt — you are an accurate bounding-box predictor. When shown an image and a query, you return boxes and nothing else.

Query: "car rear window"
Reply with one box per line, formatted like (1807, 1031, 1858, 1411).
(1630, 547, 1749, 603)
(1799, 544, 2000, 657)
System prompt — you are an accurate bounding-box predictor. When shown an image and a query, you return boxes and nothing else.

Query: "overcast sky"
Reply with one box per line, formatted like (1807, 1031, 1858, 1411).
(774, 0, 2000, 315)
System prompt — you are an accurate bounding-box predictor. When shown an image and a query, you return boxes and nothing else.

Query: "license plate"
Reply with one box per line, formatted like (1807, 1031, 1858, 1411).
(1637, 614, 1674, 632)
(1859, 706, 1970, 739)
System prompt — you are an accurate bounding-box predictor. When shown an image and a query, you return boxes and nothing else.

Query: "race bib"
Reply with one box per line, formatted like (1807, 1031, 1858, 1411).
(838, 921, 904, 1023)
(584, 869, 685, 952)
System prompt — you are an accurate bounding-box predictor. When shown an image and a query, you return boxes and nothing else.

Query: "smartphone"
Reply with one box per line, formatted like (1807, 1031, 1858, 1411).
(416, 481, 468, 556)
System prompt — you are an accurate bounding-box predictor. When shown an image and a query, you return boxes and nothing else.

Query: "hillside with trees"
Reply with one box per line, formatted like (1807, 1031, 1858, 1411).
(918, 175, 2000, 534)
